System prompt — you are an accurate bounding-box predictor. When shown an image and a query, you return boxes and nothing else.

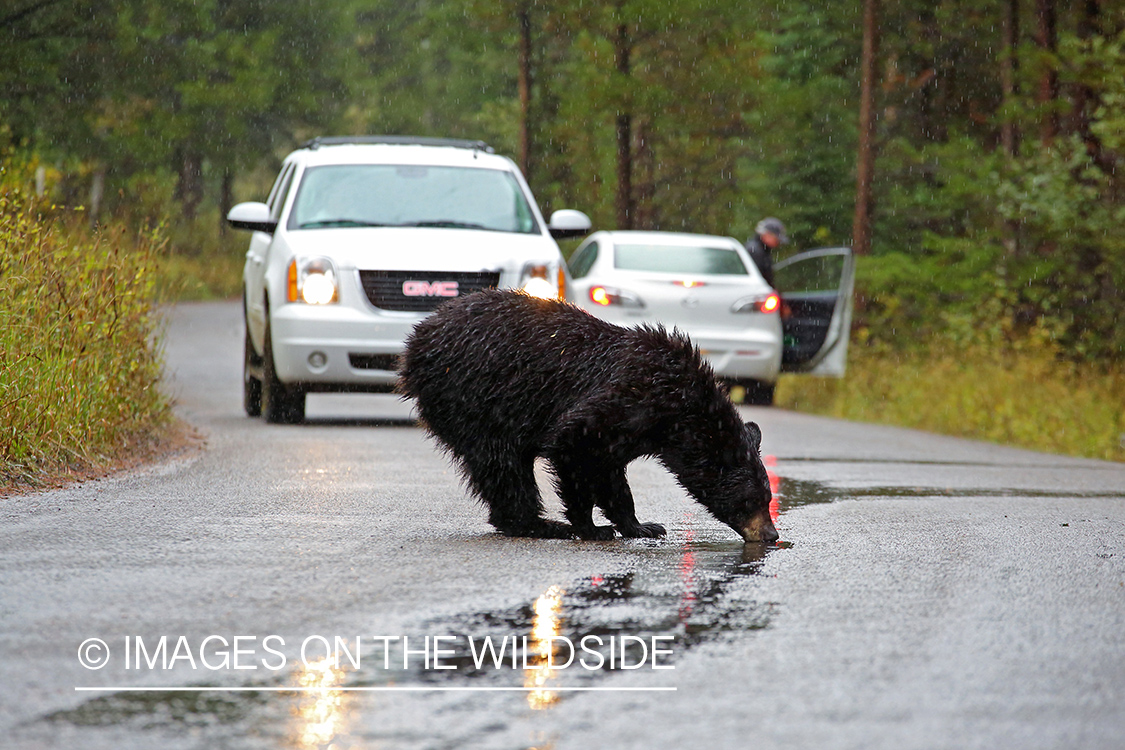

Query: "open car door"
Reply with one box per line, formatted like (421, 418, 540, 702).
(773, 246, 855, 376)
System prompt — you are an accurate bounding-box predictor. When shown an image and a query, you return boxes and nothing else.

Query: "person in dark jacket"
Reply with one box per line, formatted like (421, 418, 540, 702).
(745, 217, 788, 287)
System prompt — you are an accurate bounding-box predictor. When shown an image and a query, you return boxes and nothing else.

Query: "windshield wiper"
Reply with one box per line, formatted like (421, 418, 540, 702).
(404, 220, 489, 230)
(298, 219, 401, 228)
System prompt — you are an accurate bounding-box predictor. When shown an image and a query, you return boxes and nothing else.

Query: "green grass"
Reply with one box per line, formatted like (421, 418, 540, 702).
(154, 243, 244, 302)
(0, 191, 172, 487)
(777, 343, 1125, 463)
(153, 212, 246, 302)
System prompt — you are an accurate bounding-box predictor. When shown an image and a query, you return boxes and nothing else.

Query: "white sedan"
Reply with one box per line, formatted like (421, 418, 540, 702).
(568, 231, 853, 405)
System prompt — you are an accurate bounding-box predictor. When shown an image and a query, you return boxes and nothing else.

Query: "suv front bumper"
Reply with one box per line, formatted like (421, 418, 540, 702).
(269, 303, 423, 391)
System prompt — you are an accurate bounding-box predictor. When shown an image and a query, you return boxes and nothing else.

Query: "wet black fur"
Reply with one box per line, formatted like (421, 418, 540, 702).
(398, 289, 773, 540)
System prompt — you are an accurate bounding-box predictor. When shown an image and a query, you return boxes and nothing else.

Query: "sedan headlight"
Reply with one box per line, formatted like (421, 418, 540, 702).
(287, 257, 338, 305)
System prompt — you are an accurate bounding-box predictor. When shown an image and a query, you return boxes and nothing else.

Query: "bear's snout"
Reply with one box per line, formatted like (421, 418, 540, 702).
(741, 513, 779, 544)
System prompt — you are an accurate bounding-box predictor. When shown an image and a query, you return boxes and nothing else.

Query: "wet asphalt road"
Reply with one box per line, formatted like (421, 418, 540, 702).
(2, 301, 1124, 749)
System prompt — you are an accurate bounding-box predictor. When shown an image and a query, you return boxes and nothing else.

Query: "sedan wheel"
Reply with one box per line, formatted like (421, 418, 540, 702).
(743, 380, 775, 406)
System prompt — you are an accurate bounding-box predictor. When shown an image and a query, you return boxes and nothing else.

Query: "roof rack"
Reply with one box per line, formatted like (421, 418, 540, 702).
(301, 136, 495, 153)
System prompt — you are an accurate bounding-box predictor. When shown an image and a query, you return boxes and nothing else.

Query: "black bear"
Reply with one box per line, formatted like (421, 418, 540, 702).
(398, 289, 778, 543)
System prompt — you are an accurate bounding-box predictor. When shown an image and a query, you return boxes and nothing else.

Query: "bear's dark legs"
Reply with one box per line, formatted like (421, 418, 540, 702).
(462, 452, 573, 539)
(550, 458, 664, 540)
(549, 456, 616, 540)
(595, 466, 666, 538)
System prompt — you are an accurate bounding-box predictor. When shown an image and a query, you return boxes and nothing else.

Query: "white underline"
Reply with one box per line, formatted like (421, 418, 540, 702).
(75, 686, 676, 693)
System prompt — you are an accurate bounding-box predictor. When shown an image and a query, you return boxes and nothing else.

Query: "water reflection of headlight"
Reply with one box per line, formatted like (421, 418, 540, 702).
(294, 657, 351, 749)
(526, 585, 564, 710)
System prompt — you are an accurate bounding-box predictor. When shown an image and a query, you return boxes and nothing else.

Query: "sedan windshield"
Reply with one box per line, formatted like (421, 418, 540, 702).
(287, 165, 539, 234)
(613, 244, 748, 275)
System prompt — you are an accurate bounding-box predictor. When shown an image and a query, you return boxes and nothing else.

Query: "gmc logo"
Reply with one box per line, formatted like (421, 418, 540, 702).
(402, 280, 459, 297)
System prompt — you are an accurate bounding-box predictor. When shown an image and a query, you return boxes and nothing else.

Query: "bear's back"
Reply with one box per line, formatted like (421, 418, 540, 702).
(399, 289, 724, 451)
(401, 290, 622, 407)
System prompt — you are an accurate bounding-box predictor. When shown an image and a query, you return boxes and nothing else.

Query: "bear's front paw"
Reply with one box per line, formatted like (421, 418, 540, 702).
(620, 522, 667, 539)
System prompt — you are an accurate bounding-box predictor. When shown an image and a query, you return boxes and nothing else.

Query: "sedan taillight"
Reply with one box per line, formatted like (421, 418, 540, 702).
(589, 286, 645, 308)
(732, 293, 780, 314)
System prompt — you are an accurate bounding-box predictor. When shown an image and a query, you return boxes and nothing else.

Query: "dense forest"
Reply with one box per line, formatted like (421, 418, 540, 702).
(2, 0, 1123, 361)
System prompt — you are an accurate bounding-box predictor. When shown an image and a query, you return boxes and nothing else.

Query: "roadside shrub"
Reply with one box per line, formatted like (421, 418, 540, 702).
(0, 185, 171, 486)
(777, 336, 1125, 463)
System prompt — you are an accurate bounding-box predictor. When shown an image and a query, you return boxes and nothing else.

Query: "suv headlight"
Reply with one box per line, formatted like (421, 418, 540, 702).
(287, 257, 338, 304)
(520, 262, 565, 300)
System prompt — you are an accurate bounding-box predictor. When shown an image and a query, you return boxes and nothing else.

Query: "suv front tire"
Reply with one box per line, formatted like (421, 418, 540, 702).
(260, 313, 306, 424)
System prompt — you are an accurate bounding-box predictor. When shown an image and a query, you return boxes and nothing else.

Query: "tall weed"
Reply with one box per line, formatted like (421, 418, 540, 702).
(0, 189, 171, 485)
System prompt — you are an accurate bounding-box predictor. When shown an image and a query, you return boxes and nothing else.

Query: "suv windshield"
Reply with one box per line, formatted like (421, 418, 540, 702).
(613, 244, 748, 275)
(287, 164, 539, 234)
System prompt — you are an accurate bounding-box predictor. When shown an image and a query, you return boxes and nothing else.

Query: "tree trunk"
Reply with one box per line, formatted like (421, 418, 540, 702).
(852, 0, 879, 257)
(1072, 1, 1114, 175)
(1036, 0, 1058, 145)
(89, 165, 105, 230)
(614, 20, 633, 231)
(517, 3, 532, 180)
(1000, 0, 1020, 160)
(916, 7, 944, 142)
(1001, 0, 1021, 257)
(177, 149, 204, 222)
(634, 117, 654, 229)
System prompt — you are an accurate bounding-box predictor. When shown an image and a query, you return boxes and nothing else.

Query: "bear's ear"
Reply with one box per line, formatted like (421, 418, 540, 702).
(743, 420, 762, 449)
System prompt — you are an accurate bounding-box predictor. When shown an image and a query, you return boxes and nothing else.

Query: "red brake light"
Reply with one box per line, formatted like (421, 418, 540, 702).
(590, 286, 612, 306)
(761, 293, 780, 313)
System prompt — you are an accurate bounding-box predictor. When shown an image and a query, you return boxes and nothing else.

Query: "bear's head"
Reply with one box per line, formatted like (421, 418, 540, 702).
(705, 420, 778, 544)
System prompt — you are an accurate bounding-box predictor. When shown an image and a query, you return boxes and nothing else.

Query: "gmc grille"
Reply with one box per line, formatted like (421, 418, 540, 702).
(358, 270, 501, 312)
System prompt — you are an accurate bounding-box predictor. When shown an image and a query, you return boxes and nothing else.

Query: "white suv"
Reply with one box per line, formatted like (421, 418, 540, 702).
(227, 136, 591, 423)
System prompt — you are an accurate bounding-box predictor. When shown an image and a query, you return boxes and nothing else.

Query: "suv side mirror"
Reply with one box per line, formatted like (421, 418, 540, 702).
(548, 209, 592, 239)
(227, 202, 277, 233)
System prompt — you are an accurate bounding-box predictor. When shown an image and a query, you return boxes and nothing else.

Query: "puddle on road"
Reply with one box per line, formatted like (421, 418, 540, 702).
(44, 664, 357, 749)
(46, 690, 267, 729)
(778, 456, 1124, 471)
(420, 546, 774, 681)
(841, 486, 1123, 499)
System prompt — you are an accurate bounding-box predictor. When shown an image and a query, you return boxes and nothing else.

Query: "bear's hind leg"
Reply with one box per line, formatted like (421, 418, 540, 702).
(463, 454, 573, 539)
